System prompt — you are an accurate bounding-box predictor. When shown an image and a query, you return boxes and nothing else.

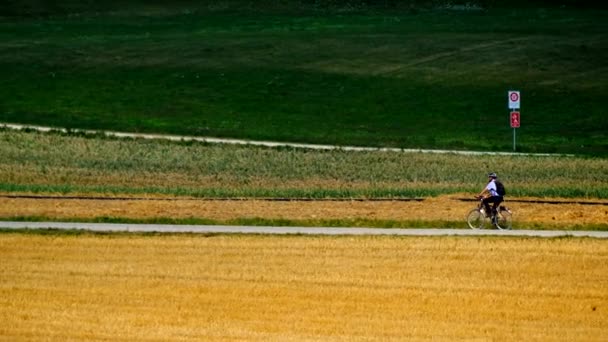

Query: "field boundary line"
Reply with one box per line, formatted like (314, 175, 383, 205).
(1, 123, 571, 157)
(3, 194, 607, 206)
(1, 221, 607, 238)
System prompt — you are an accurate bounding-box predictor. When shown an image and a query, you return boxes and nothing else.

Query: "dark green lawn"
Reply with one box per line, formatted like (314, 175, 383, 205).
(1, 4, 607, 155)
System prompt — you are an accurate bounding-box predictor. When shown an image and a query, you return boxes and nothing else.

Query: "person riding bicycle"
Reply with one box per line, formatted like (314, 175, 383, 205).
(476, 172, 504, 222)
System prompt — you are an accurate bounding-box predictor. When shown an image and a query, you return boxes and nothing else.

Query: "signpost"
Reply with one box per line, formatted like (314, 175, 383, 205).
(508, 91, 520, 151)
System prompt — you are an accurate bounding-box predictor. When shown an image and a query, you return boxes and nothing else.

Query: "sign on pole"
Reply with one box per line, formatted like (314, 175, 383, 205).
(508, 90, 521, 151)
(510, 111, 520, 128)
(508, 90, 520, 109)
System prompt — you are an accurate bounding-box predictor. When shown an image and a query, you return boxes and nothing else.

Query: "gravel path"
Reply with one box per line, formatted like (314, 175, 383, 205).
(1, 221, 607, 238)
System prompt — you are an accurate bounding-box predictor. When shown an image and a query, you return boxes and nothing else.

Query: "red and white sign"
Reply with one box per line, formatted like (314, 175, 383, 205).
(508, 90, 520, 109)
(510, 111, 520, 128)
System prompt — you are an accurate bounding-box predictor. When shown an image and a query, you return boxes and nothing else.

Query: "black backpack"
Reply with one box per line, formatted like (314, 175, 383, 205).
(495, 180, 506, 196)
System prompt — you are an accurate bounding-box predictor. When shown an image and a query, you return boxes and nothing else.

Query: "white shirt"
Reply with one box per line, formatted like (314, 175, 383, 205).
(485, 179, 498, 197)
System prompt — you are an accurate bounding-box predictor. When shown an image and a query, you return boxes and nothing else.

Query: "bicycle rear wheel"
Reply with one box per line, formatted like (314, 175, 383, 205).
(466, 209, 485, 229)
(495, 209, 512, 230)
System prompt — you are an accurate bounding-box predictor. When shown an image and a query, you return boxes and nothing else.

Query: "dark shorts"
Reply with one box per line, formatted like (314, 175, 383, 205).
(482, 196, 504, 212)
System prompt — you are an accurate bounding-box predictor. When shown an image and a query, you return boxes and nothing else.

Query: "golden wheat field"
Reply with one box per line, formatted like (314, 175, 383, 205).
(1, 234, 607, 341)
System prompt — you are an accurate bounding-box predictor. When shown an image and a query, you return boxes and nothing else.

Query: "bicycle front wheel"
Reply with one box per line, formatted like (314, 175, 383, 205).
(466, 209, 485, 229)
(495, 210, 512, 230)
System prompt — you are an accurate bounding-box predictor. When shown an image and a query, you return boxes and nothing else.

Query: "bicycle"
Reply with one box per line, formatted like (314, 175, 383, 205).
(466, 198, 512, 230)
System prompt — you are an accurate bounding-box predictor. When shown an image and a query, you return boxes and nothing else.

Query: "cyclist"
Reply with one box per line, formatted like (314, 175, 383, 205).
(476, 172, 504, 223)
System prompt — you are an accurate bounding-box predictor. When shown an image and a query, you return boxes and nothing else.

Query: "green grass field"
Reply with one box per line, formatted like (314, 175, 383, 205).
(1, 2, 606, 155)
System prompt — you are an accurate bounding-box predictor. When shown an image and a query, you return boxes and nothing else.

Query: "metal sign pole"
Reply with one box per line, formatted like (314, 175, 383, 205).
(513, 126, 516, 151)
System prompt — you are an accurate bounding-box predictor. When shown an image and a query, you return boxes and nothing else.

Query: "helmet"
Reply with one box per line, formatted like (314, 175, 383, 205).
(488, 172, 497, 178)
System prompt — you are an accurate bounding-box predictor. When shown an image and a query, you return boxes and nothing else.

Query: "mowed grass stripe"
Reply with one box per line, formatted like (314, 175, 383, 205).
(1, 234, 606, 340)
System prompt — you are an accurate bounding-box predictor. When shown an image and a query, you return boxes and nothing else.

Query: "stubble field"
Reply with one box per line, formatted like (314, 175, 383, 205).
(1, 194, 608, 229)
(1, 233, 607, 341)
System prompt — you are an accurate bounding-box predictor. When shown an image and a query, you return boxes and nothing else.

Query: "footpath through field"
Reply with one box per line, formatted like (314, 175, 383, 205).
(1, 123, 567, 156)
(1, 221, 607, 238)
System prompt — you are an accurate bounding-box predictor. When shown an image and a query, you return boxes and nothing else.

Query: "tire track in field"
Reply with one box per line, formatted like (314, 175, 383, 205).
(379, 37, 531, 75)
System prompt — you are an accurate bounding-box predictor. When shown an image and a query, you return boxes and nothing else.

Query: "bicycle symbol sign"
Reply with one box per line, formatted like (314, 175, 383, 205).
(510, 111, 520, 128)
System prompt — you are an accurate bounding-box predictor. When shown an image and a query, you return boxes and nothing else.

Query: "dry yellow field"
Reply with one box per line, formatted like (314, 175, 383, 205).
(1, 234, 607, 341)
(1, 194, 607, 228)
